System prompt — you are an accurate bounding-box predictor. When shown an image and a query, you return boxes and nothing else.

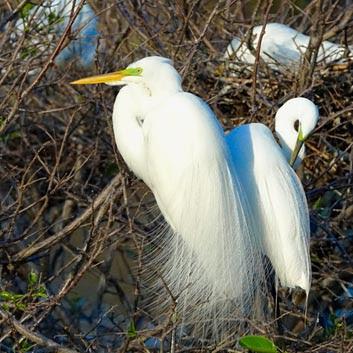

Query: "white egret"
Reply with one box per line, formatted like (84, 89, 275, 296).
(12, 0, 98, 67)
(225, 23, 353, 71)
(227, 97, 319, 295)
(71, 57, 313, 339)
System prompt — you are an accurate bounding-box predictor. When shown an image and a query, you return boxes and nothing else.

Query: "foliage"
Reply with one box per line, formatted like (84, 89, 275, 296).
(239, 335, 278, 353)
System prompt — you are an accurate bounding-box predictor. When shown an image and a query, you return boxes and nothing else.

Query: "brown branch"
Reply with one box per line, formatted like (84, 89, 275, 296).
(0, 0, 86, 134)
(0, 308, 80, 353)
(13, 173, 123, 262)
(322, 4, 353, 41)
(181, 1, 222, 80)
(250, 0, 273, 118)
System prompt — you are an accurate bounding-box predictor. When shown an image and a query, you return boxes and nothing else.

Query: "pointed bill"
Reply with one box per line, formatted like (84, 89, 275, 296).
(289, 138, 304, 167)
(289, 123, 305, 167)
(70, 67, 142, 85)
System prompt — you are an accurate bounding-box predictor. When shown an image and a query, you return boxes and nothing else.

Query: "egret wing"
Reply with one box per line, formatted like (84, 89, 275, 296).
(141, 92, 265, 336)
(227, 123, 311, 294)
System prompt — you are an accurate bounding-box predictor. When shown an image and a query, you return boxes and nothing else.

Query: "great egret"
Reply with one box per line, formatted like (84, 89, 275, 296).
(225, 23, 353, 71)
(227, 97, 319, 295)
(71, 56, 313, 339)
(12, 0, 98, 67)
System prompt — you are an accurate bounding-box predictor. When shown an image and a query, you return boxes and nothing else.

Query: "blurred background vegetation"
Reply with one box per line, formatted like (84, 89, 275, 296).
(0, 0, 353, 352)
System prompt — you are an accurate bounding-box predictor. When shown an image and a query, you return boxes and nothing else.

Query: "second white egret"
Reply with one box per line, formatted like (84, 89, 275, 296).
(227, 97, 318, 295)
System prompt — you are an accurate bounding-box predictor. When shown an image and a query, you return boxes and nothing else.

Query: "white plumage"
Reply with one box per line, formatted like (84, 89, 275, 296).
(225, 23, 352, 71)
(71, 57, 316, 339)
(227, 97, 319, 294)
(275, 97, 320, 169)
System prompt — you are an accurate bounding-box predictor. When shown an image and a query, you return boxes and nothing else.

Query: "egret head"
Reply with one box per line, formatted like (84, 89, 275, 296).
(275, 97, 319, 168)
(71, 56, 182, 96)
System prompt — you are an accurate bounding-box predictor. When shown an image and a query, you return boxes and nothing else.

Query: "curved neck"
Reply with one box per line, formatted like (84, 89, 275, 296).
(145, 77, 182, 97)
(275, 115, 305, 167)
(275, 98, 319, 168)
(143, 65, 183, 98)
(275, 104, 305, 166)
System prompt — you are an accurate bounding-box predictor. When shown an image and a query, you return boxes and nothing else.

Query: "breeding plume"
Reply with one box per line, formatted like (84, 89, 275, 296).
(225, 23, 353, 71)
(227, 97, 319, 295)
(71, 57, 314, 339)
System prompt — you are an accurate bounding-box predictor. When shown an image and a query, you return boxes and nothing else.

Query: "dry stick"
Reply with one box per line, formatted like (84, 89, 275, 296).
(0, 308, 80, 353)
(296, 0, 324, 95)
(250, 0, 273, 118)
(13, 173, 122, 262)
(116, 2, 163, 55)
(11, 195, 123, 349)
(0, 0, 86, 134)
(0, 0, 28, 26)
(173, 0, 218, 59)
(181, 1, 222, 80)
(322, 4, 353, 41)
(173, 0, 200, 59)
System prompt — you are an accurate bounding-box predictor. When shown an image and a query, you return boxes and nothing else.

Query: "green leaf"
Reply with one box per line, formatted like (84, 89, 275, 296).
(0, 291, 14, 301)
(313, 196, 323, 210)
(28, 270, 38, 287)
(33, 285, 48, 299)
(2, 303, 10, 311)
(48, 11, 58, 24)
(19, 337, 35, 353)
(0, 291, 23, 302)
(127, 320, 137, 338)
(15, 302, 27, 311)
(20, 2, 35, 19)
(239, 335, 277, 353)
(12, 293, 24, 301)
(20, 46, 37, 59)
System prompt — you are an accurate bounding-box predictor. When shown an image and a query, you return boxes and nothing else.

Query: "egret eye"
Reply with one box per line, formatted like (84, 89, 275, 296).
(136, 115, 144, 126)
(294, 120, 300, 132)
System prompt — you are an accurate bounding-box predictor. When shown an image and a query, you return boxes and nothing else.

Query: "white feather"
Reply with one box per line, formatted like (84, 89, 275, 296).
(227, 123, 311, 294)
(113, 58, 265, 337)
(225, 23, 353, 71)
(275, 97, 320, 169)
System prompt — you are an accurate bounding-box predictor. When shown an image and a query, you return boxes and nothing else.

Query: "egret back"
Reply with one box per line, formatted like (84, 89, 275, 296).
(226, 23, 353, 71)
(140, 92, 266, 337)
(227, 123, 311, 295)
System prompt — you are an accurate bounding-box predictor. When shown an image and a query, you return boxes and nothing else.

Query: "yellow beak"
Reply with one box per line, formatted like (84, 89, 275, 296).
(71, 71, 125, 85)
(289, 138, 304, 168)
(289, 123, 305, 168)
(70, 67, 142, 85)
